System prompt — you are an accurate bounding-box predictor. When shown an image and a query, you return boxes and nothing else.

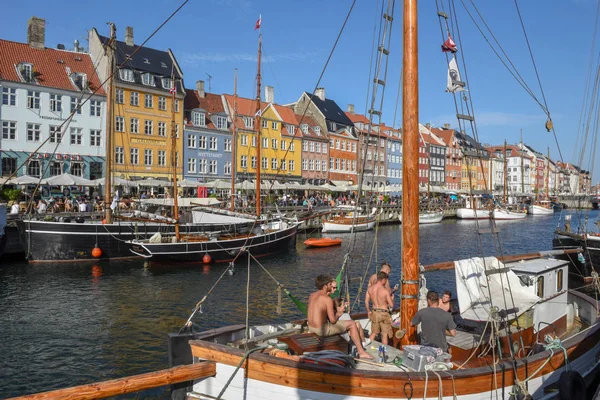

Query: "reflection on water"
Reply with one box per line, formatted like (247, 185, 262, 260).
(0, 210, 597, 398)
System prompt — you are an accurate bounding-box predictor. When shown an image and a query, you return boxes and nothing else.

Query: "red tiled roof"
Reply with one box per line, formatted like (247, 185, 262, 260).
(0, 39, 105, 95)
(184, 89, 226, 129)
(223, 94, 268, 117)
(430, 127, 455, 146)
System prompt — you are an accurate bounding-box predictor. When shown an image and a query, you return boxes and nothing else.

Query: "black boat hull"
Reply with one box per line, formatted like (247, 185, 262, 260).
(130, 224, 298, 263)
(16, 219, 255, 263)
(553, 231, 600, 276)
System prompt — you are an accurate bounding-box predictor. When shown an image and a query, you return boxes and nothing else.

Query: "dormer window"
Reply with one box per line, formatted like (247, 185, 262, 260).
(162, 78, 173, 90)
(17, 62, 35, 83)
(243, 117, 254, 128)
(314, 126, 321, 136)
(71, 73, 87, 91)
(287, 125, 296, 135)
(142, 73, 155, 86)
(119, 68, 134, 82)
(301, 124, 309, 134)
(216, 116, 227, 130)
(192, 111, 205, 127)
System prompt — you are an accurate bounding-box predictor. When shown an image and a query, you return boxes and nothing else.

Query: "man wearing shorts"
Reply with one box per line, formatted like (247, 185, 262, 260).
(366, 271, 394, 344)
(307, 274, 373, 359)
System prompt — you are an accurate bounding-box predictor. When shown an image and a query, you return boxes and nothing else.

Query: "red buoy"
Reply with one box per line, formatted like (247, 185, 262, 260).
(92, 247, 103, 258)
(202, 253, 212, 264)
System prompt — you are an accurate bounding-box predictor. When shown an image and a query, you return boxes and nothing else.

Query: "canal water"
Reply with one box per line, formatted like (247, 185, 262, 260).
(1, 209, 598, 399)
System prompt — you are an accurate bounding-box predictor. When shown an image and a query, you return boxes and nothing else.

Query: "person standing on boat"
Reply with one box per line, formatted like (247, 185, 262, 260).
(307, 274, 374, 360)
(367, 262, 399, 294)
(365, 271, 394, 345)
(410, 291, 456, 352)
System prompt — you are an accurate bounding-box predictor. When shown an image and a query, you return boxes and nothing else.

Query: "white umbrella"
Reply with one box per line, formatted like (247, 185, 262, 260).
(137, 178, 171, 187)
(178, 179, 202, 188)
(235, 180, 255, 190)
(213, 180, 232, 189)
(93, 176, 136, 187)
(9, 175, 46, 185)
(45, 173, 94, 186)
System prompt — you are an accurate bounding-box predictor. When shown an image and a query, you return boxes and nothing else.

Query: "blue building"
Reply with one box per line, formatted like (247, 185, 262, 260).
(385, 127, 402, 193)
(0, 18, 106, 181)
(183, 81, 231, 185)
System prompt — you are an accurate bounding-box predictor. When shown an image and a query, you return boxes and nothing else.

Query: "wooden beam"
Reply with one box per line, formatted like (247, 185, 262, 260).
(7, 362, 216, 400)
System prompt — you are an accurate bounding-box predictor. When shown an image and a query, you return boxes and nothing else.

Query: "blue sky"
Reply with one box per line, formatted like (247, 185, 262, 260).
(2, 0, 599, 182)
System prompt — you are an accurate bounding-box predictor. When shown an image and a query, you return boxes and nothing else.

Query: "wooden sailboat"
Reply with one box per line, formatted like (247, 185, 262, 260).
(168, 2, 600, 399)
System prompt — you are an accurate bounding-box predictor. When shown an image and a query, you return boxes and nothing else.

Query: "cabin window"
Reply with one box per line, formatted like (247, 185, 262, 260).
(536, 276, 544, 298)
(556, 269, 563, 292)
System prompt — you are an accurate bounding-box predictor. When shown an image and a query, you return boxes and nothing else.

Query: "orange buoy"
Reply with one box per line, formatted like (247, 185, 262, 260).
(101, 219, 107, 225)
(92, 247, 103, 258)
(203, 253, 212, 264)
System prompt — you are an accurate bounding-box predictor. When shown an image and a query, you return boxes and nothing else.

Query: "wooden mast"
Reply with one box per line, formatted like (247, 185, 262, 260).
(231, 69, 238, 211)
(503, 139, 507, 205)
(254, 34, 263, 218)
(103, 24, 116, 224)
(171, 76, 180, 241)
(400, 0, 419, 347)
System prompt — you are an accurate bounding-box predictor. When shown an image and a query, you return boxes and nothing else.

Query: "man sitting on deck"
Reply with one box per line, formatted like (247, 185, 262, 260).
(410, 291, 457, 352)
(307, 274, 374, 359)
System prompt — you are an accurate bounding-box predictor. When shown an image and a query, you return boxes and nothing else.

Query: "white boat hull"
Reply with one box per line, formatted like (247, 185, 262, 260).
(456, 208, 488, 220)
(399, 211, 444, 224)
(493, 209, 527, 220)
(321, 220, 376, 233)
(529, 205, 554, 215)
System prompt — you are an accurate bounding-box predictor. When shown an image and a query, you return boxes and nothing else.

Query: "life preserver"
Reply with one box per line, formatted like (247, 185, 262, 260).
(558, 370, 586, 399)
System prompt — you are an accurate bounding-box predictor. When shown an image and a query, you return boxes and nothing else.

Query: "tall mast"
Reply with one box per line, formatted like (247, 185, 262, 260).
(400, 0, 419, 347)
(171, 77, 180, 241)
(254, 34, 263, 217)
(231, 69, 238, 211)
(104, 23, 116, 224)
(503, 140, 507, 204)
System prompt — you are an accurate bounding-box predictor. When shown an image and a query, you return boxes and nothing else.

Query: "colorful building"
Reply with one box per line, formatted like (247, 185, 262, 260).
(430, 126, 462, 192)
(282, 111, 326, 185)
(183, 81, 231, 184)
(419, 124, 446, 187)
(1, 17, 106, 180)
(88, 25, 184, 183)
(385, 125, 402, 193)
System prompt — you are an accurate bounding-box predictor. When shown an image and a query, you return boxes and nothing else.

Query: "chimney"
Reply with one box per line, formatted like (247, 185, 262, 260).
(315, 87, 325, 101)
(443, 123, 451, 129)
(196, 80, 205, 98)
(425, 123, 431, 129)
(347, 104, 355, 114)
(265, 85, 274, 103)
(27, 17, 45, 49)
(125, 26, 134, 46)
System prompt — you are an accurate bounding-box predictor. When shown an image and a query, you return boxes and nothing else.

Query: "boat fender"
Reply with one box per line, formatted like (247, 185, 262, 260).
(558, 370, 586, 399)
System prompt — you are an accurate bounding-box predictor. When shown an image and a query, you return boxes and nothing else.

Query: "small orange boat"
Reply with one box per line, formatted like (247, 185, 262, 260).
(303, 237, 342, 248)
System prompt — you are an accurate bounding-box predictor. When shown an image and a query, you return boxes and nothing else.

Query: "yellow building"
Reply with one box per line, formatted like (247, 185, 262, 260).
(89, 26, 184, 182)
(223, 95, 302, 183)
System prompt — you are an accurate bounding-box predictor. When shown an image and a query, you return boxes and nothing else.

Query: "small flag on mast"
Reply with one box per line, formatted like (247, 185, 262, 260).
(254, 14, 262, 30)
(169, 86, 176, 95)
(441, 34, 458, 53)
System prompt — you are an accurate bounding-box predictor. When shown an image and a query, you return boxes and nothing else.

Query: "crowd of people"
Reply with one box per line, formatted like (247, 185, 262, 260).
(306, 262, 456, 359)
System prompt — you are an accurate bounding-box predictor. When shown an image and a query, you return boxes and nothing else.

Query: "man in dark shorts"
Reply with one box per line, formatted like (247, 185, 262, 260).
(410, 290, 456, 352)
(307, 274, 373, 359)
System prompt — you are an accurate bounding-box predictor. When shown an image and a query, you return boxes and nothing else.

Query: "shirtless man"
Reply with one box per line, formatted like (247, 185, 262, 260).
(365, 271, 394, 344)
(368, 262, 399, 294)
(439, 290, 453, 313)
(307, 274, 373, 359)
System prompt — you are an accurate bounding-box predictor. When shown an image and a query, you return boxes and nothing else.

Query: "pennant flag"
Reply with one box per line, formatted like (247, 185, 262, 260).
(441, 34, 458, 53)
(446, 57, 466, 93)
(254, 14, 262, 30)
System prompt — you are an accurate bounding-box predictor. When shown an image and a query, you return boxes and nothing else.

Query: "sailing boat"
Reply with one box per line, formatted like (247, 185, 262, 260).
(126, 34, 298, 263)
(164, 2, 600, 399)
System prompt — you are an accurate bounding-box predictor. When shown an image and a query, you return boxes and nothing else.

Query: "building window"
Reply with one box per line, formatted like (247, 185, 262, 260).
(142, 73, 155, 86)
(262, 119, 268, 128)
(130, 118, 139, 134)
(335, 139, 340, 149)
(144, 120, 153, 135)
(115, 147, 124, 164)
(27, 91, 40, 109)
(199, 136, 207, 149)
(224, 161, 231, 175)
(27, 123, 41, 142)
(115, 89, 124, 104)
(536, 276, 544, 298)
(192, 112, 205, 126)
(209, 137, 218, 151)
(262, 137, 268, 148)
(90, 130, 101, 147)
(119, 69, 134, 82)
(271, 139, 277, 149)
(290, 142, 295, 152)
(271, 121, 278, 130)
(352, 142, 357, 152)
(2, 158, 17, 176)
(251, 136, 257, 147)
(130, 91, 139, 106)
(302, 159, 308, 171)
(70, 162, 83, 176)
(28, 160, 41, 177)
(315, 143, 321, 153)
(90, 100, 101, 116)
(251, 156, 257, 168)
(288, 125, 295, 135)
(174, 99, 179, 113)
(341, 141, 346, 151)
(158, 121, 167, 137)
(309, 142, 315, 152)
(188, 158, 197, 173)
(199, 159, 207, 174)
(70, 97, 81, 114)
(335, 158, 340, 170)
(144, 94, 153, 108)
(289, 160, 295, 171)
(262, 157, 268, 169)
(70, 127, 83, 145)
(144, 149, 153, 166)
(281, 140, 287, 150)
(2, 87, 17, 106)
(243, 117, 254, 128)
(188, 135, 197, 148)
(224, 138, 232, 152)
(158, 150, 166, 166)
(71, 73, 87, 91)
(322, 160, 327, 171)
(89, 161, 103, 180)
(162, 78, 173, 89)
(18, 63, 34, 82)
(271, 158, 278, 170)
(241, 134, 248, 146)
(310, 160, 315, 171)
(330, 157, 334, 169)
(2, 121, 17, 140)
(49, 162, 62, 176)
(216, 116, 227, 130)
(130, 148, 139, 165)
(281, 159, 287, 170)
(302, 124, 309, 135)
(50, 94, 62, 112)
(556, 269, 563, 292)
(314, 126, 321, 136)
(209, 160, 217, 175)
(241, 155, 248, 168)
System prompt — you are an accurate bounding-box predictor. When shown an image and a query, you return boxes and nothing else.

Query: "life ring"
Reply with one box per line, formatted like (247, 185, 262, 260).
(558, 370, 586, 399)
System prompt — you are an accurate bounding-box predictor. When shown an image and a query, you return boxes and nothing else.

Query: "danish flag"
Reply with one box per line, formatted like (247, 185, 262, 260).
(254, 15, 262, 31)
(169, 86, 177, 95)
